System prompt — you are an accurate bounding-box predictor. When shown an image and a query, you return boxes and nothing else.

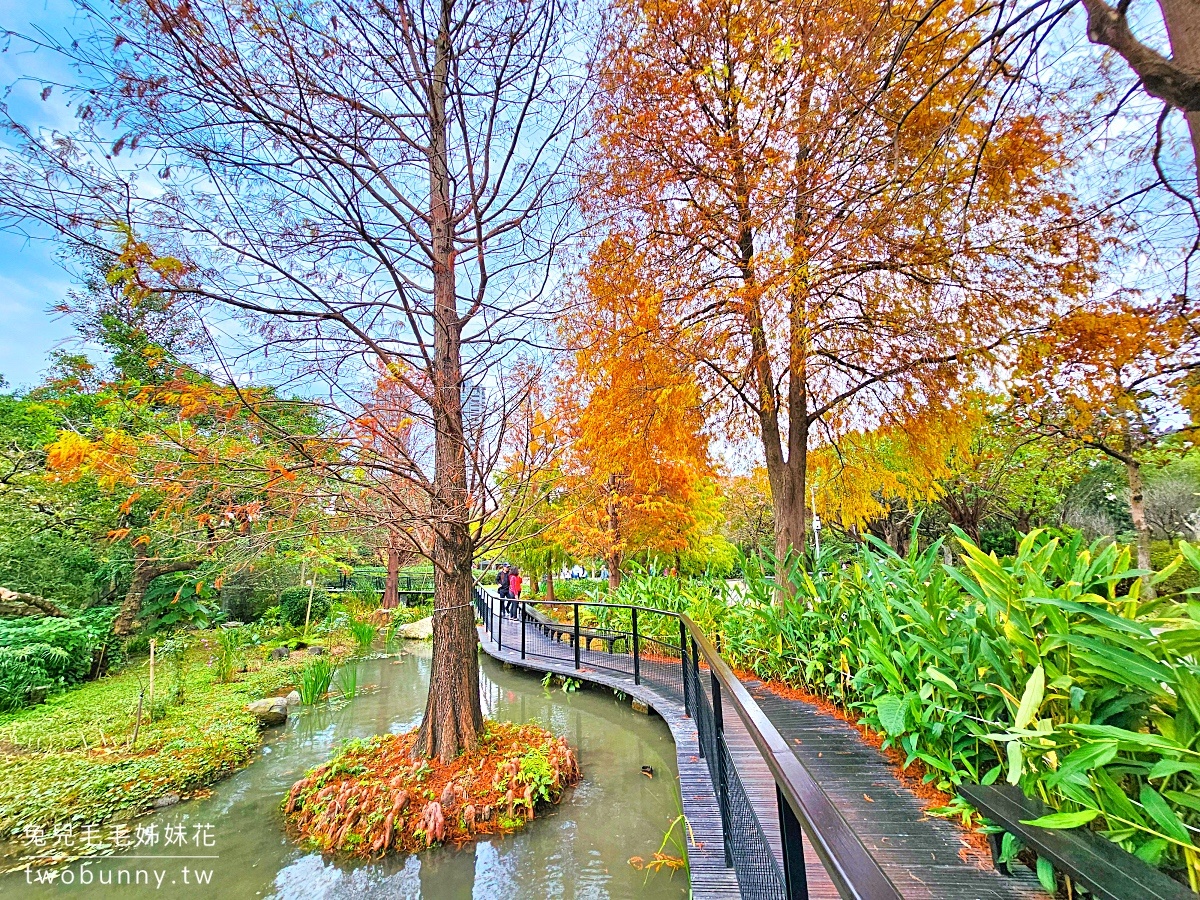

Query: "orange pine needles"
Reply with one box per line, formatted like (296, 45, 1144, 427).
(283, 721, 581, 857)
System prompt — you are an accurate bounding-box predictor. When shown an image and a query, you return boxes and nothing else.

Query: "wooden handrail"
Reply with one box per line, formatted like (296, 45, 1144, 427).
(678, 614, 903, 900)
(474, 583, 903, 900)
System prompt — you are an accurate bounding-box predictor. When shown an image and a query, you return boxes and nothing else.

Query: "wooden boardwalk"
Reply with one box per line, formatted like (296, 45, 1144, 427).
(476, 598, 1049, 900)
(744, 681, 1047, 900)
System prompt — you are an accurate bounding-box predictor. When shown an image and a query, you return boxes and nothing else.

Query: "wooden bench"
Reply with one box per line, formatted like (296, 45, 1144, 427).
(958, 783, 1196, 900)
(519, 604, 623, 653)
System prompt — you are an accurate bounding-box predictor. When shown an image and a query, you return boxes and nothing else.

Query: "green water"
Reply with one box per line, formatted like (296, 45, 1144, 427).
(0, 646, 688, 899)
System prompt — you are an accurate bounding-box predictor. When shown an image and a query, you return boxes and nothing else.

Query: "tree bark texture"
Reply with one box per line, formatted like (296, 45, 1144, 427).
(383, 544, 401, 610)
(413, 0, 483, 762)
(1127, 458, 1157, 600)
(1080, 0, 1200, 185)
(112, 547, 199, 636)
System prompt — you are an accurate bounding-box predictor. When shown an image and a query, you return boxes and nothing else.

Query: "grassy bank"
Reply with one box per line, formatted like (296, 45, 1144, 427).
(0, 645, 308, 845)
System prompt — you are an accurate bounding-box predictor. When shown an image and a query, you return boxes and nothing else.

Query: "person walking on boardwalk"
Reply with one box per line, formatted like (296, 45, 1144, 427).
(496, 563, 511, 601)
(508, 567, 523, 617)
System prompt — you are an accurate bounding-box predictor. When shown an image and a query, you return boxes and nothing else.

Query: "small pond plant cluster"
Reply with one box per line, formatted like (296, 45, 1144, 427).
(284, 720, 581, 856)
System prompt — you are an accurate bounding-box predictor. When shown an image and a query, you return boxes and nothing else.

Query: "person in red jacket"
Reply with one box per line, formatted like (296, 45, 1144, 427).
(508, 568, 523, 616)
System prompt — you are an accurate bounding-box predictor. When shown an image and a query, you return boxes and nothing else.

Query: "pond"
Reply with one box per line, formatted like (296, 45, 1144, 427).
(0, 646, 689, 899)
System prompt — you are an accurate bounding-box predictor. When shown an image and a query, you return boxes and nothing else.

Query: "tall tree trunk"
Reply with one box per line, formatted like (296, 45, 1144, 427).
(113, 546, 198, 636)
(1156, 0, 1200, 187)
(413, 0, 483, 763)
(607, 550, 622, 591)
(1127, 458, 1156, 600)
(606, 474, 623, 590)
(382, 543, 400, 610)
(545, 566, 555, 603)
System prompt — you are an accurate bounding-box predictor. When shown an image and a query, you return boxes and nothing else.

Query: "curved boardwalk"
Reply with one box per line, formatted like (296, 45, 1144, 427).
(475, 596, 1047, 900)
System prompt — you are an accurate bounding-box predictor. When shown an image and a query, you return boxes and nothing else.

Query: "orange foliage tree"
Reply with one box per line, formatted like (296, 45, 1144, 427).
(1013, 300, 1200, 594)
(44, 356, 333, 634)
(556, 240, 714, 589)
(587, 0, 1100, 567)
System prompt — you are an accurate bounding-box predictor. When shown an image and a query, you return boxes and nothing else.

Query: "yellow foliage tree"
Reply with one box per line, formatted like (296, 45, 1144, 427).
(587, 0, 1101, 568)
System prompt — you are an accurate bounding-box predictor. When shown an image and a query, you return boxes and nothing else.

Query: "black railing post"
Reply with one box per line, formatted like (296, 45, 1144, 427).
(778, 784, 810, 900)
(573, 603, 581, 670)
(497, 593, 504, 650)
(520, 600, 527, 660)
(692, 636, 703, 758)
(712, 670, 734, 868)
(632, 607, 641, 685)
(679, 618, 691, 717)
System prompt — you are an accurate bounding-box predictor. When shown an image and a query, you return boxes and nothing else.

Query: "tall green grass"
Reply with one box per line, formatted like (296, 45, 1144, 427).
(213, 626, 243, 684)
(348, 619, 376, 652)
(298, 656, 334, 704)
(333, 661, 359, 699)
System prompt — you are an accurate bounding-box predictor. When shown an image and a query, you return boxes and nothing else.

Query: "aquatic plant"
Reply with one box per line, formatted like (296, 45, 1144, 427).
(348, 619, 376, 652)
(298, 656, 334, 704)
(334, 660, 359, 699)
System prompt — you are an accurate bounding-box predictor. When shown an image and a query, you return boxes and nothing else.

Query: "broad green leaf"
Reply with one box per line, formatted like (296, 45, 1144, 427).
(924, 666, 958, 692)
(1006, 740, 1023, 786)
(875, 695, 907, 736)
(1149, 759, 1200, 780)
(1033, 596, 1153, 637)
(1066, 723, 1196, 756)
(1048, 742, 1117, 786)
(1036, 856, 1056, 892)
(1134, 838, 1169, 865)
(1152, 554, 1184, 586)
(1020, 809, 1100, 829)
(1179, 541, 1200, 576)
(1177, 669, 1200, 727)
(1164, 790, 1200, 814)
(1014, 666, 1045, 730)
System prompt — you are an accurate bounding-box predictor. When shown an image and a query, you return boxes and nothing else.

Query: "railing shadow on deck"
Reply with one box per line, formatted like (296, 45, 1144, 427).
(473, 585, 903, 900)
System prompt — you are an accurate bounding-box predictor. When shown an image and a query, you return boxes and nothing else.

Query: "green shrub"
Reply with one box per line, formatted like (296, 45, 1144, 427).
(219, 575, 271, 623)
(712, 530, 1200, 886)
(0, 617, 95, 711)
(0, 617, 93, 682)
(280, 586, 330, 628)
(141, 572, 215, 632)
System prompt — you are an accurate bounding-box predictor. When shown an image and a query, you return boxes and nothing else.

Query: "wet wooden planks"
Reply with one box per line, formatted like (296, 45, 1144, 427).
(478, 614, 844, 899)
(743, 680, 1049, 900)
(477, 598, 1049, 900)
(479, 622, 744, 897)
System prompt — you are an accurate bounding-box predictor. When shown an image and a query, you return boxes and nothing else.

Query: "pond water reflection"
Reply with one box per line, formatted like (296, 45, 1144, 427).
(0, 645, 689, 899)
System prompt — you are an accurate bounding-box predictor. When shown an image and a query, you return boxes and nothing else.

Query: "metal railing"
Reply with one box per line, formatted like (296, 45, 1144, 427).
(333, 571, 434, 595)
(473, 585, 902, 900)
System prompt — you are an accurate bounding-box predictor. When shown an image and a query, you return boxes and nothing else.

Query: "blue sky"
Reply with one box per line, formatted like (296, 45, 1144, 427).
(0, 0, 1193, 394)
(0, 0, 84, 390)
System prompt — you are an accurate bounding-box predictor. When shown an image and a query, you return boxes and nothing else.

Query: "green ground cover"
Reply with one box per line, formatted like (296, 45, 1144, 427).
(0, 645, 306, 844)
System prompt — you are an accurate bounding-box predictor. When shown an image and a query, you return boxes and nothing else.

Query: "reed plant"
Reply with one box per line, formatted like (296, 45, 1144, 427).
(333, 660, 359, 699)
(348, 619, 376, 652)
(298, 655, 334, 704)
(213, 627, 242, 684)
